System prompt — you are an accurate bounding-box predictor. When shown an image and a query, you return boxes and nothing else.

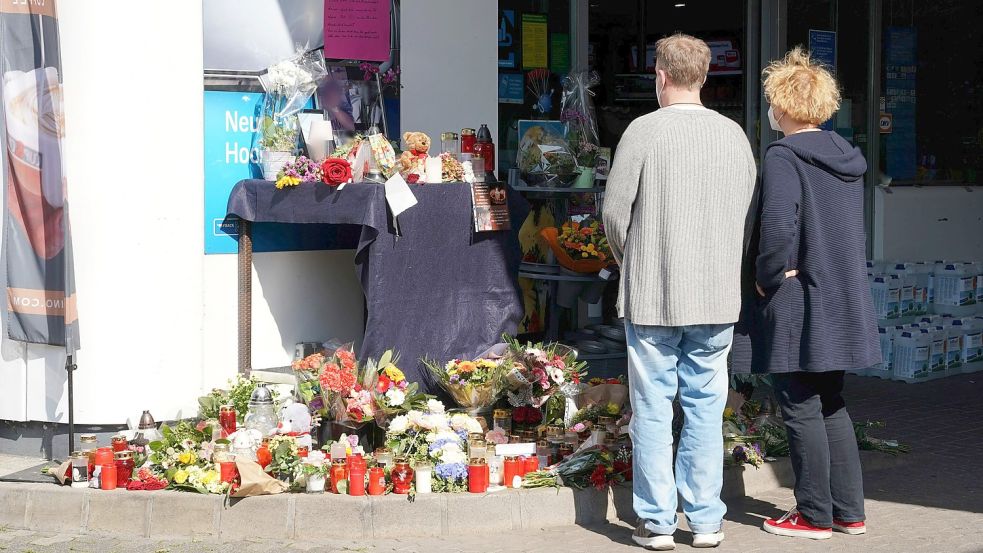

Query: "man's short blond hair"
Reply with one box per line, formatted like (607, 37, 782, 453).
(655, 33, 711, 89)
(763, 47, 841, 125)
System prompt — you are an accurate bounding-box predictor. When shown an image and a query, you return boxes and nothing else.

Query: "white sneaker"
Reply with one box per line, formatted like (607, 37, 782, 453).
(692, 532, 725, 548)
(632, 521, 676, 550)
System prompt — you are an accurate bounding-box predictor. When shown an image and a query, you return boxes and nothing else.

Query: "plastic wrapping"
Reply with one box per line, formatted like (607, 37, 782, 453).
(516, 122, 578, 186)
(560, 71, 601, 168)
(424, 344, 510, 413)
(258, 50, 328, 152)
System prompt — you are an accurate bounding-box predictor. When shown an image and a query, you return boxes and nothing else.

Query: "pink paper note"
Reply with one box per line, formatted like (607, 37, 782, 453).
(324, 0, 392, 62)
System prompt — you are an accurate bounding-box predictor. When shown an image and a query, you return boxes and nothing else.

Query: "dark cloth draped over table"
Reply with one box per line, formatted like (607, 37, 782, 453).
(226, 180, 527, 393)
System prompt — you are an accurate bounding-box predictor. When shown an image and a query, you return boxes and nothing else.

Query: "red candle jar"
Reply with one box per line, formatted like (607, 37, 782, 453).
(503, 456, 521, 489)
(522, 455, 539, 475)
(475, 124, 495, 174)
(113, 451, 135, 488)
(256, 442, 272, 469)
(297, 446, 309, 458)
(110, 435, 128, 453)
(468, 459, 489, 493)
(330, 459, 348, 494)
(220, 461, 238, 483)
(219, 405, 237, 436)
(367, 467, 386, 496)
(348, 463, 366, 496)
(460, 128, 476, 154)
(100, 463, 117, 491)
(391, 459, 414, 495)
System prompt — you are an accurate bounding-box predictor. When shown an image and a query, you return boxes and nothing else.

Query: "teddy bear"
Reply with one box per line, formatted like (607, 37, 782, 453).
(398, 131, 431, 183)
(277, 400, 314, 450)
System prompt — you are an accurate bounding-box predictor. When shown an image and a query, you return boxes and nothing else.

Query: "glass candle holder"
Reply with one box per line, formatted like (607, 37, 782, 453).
(414, 462, 432, 494)
(392, 459, 414, 495)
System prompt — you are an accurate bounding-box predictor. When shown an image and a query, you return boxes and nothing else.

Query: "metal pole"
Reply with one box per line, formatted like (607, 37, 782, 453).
(865, 0, 883, 258)
(237, 218, 253, 376)
(66, 353, 75, 454)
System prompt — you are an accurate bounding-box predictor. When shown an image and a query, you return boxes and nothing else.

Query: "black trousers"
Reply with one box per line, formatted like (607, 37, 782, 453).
(771, 370, 865, 527)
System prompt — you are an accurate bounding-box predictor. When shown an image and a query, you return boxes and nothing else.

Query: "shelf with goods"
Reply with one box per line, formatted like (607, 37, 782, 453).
(511, 171, 628, 376)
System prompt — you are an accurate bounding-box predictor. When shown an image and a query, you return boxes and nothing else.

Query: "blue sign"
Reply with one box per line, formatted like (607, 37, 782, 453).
(203, 91, 348, 254)
(499, 10, 517, 68)
(498, 73, 524, 104)
(884, 27, 917, 180)
(809, 30, 836, 131)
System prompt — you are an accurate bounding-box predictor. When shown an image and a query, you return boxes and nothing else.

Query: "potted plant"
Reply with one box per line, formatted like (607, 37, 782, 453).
(259, 116, 298, 180)
(300, 462, 328, 493)
(572, 134, 599, 189)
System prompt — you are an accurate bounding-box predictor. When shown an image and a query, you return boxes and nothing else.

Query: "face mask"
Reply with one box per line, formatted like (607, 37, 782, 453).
(768, 106, 785, 132)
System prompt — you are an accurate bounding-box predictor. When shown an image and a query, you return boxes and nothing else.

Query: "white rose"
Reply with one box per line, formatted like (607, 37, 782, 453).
(427, 399, 446, 414)
(465, 417, 484, 435)
(450, 413, 469, 432)
(386, 388, 406, 407)
(426, 432, 438, 443)
(388, 415, 409, 434)
(440, 448, 467, 465)
(407, 410, 425, 428)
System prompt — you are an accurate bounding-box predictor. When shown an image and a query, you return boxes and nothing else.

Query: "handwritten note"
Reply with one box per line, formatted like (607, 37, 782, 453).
(324, 0, 391, 62)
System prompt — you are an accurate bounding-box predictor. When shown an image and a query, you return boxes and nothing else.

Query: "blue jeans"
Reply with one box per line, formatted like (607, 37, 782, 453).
(626, 322, 732, 535)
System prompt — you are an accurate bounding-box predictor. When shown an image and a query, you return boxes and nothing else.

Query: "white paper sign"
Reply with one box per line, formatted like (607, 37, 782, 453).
(384, 173, 418, 219)
(493, 443, 537, 456)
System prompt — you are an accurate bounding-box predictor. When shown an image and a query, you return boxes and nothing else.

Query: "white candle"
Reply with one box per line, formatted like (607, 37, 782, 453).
(307, 119, 335, 161)
(425, 156, 443, 184)
(415, 463, 432, 494)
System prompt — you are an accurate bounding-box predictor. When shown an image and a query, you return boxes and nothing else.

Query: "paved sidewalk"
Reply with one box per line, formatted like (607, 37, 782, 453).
(0, 374, 980, 552)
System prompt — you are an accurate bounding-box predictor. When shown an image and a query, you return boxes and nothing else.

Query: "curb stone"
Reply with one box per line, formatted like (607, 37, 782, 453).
(0, 460, 795, 539)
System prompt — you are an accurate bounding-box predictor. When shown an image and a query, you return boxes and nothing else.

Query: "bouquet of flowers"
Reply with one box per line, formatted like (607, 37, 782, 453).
(346, 350, 427, 426)
(385, 399, 483, 493)
(258, 49, 327, 153)
(291, 341, 360, 422)
(522, 445, 630, 490)
(540, 216, 613, 273)
(273, 155, 322, 189)
(146, 421, 229, 494)
(502, 335, 586, 408)
(560, 71, 601, 157)
(424, 345, 508, 415)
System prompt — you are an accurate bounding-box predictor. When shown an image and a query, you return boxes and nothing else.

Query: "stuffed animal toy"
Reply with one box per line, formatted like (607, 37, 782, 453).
(228, 428, 263, 461)
(277, 400, 314, 450)
(398, 131, 431, 183)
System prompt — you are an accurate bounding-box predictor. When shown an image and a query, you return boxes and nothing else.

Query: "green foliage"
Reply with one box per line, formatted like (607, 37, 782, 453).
(259, 116, 298, 152)
(197, 375, 279, 423)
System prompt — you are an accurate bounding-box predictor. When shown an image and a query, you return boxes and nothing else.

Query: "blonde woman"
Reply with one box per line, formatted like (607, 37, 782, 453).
(733, 48, 880, 540)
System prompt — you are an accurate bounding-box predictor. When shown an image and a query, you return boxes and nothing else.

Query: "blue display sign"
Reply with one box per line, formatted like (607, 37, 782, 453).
(498, 73, 524, 104)
(203, 91, 350, 254)
(809, 30, 837, 131)
(884, 27, 917, 180)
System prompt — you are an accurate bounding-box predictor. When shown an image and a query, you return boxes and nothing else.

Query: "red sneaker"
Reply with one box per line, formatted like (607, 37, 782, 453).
(833, 519, 867, 535)
(762, 509, 832, 540)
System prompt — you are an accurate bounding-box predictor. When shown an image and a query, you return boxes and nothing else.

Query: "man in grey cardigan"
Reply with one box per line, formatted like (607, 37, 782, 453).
(603, 34, 756, 550)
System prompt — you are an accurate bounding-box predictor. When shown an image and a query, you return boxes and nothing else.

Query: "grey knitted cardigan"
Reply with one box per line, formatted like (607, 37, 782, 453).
(603, 107, 757, 327)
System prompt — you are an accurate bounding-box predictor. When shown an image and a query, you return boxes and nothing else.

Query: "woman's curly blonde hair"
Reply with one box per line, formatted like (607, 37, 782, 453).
(763, 46, 841, 125)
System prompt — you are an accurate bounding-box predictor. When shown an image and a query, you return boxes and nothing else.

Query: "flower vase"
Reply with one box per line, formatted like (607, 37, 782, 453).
(306, 474, 326, 493)
(573, 168, 596, 189)
(261, 150, 295, 181)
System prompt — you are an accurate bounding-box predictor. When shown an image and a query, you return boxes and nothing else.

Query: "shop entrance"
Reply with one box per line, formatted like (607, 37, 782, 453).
(588, 1, 752, 153)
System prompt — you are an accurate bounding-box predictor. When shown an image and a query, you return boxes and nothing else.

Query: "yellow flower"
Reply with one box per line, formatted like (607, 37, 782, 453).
(178, 450, 195, 465)
(723, 407, 735, 419)
(173, 469, 189, 484)
(275, 175, 301, 190)
(384, 365, 405, 382)
(605, 402, 620, 416)
(202, 470, 219, 485)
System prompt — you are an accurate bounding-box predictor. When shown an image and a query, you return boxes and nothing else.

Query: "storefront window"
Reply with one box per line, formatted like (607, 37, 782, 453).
(588, 1, 748, 153)
(880, 1, 982, 186)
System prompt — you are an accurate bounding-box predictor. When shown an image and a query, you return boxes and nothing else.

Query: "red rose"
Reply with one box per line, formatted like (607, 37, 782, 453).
(321, 157, 352, 186)
(406, 173, 420, 184)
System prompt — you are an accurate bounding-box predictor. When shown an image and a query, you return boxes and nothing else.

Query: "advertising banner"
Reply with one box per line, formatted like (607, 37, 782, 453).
(0, 0, 79, 350)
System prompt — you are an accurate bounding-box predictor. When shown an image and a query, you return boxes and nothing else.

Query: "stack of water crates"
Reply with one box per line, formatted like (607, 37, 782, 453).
(862, 261, 983, 383)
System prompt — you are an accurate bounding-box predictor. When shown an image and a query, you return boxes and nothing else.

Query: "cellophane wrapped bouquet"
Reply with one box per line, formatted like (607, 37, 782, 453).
(258, 49, 328, 152)
(291, 340, 358, 421)
(502, 335, 586, 408)
(423, 343, 509, 415)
